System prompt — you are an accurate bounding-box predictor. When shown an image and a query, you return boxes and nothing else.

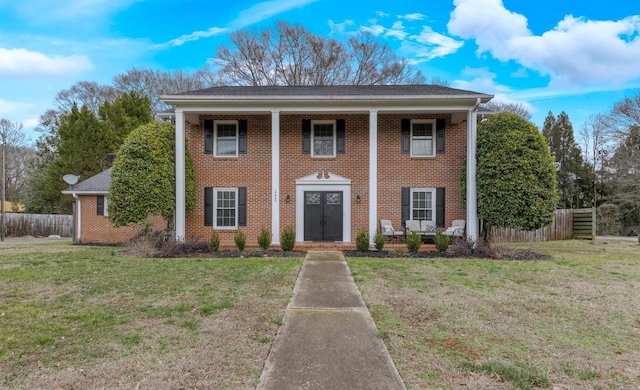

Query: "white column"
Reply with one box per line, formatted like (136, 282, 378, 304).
(466, 109, 478, 241)
(369, 110, 378, 244)
(271, 110, 281, 245)
(175, 110, 186, 241)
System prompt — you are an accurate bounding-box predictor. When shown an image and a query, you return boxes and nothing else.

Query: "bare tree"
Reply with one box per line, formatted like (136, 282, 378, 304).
(481, 101, 531, 121)
(609, 93, 640, 138)
(113, 68, 213, 114)
(55, 81, 119, 115)
(0, 119, 30, 215)
(214, 21, 425, 86)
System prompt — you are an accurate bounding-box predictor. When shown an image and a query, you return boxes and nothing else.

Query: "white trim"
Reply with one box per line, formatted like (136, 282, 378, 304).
(103, 196, 109, 217)
(175, 110, 186, 241)
(271, 110, 280, 245)
(213, 188, 239, 229)
(214, 120, 239, 157)
(369, 110, 378, 244)
(72, 193, 81, 243)
(295, 172, 351, 242)
(466, 102, 479, 241)
(310, 119, 336, 158)
(410, 119, 436, 157)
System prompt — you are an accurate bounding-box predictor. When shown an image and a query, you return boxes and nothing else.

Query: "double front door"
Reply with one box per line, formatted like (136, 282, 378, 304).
(303, 191, 343, 241)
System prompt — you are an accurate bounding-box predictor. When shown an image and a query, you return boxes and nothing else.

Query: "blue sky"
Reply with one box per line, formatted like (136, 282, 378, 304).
(1, 0, 639, 144)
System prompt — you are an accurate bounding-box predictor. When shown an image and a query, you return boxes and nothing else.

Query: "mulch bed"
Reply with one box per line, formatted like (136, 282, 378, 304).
(343, 249, 552, 260)
(173, 248, 551, 260)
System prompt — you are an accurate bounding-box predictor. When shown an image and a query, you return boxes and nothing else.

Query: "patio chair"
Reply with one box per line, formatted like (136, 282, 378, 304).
(444, 220, 466, 237)
(379, 219, 405, 242)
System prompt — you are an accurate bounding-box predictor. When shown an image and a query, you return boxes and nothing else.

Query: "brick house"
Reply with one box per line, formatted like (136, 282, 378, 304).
(61, 168, 165, 244)
(161, 85, 493, 246)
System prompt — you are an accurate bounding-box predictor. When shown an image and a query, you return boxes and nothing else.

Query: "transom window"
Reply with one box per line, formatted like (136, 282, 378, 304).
(411, 120, 435, 157)
(215, 189, 237, 228)
(411, 188, 435, 221)
(215, 121, 238, 157)
(312, 120, 336, 157)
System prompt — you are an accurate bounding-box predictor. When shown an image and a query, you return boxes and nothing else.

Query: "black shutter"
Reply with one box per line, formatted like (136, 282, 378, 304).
(401, 119, 410, 154)
(436, 118, 446, 154)
(204, 119, 213, 154)
(96, 195, 104, 216)
(238, 120, 247, 154)
(336, 119, 345, 154)
(401, 187, 410, 225)
(302, 119, 311, 154)
(204, 187, 213, 226)
(436, 187, 445, 227)
(238, 187, 247, 227)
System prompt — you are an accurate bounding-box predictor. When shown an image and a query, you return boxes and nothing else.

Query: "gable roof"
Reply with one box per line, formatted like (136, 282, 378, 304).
(61, 168, 111, 195)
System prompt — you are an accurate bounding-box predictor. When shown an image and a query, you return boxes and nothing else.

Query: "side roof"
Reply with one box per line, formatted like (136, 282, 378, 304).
(61, 168, 111, 195)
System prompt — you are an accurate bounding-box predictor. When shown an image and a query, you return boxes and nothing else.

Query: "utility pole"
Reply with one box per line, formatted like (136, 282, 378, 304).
(1, 133, 5, 241)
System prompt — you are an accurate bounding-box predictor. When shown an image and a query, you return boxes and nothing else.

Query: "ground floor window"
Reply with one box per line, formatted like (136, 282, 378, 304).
(215, 189, 237, 228)
(411, 188, 435, 221)
(97, 195, 108, 216)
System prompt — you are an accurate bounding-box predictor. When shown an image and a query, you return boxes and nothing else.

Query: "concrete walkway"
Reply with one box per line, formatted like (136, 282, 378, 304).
(258, 251, 406, 390)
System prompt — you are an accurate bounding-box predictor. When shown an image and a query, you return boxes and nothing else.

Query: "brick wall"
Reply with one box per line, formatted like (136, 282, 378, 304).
(184, 112, 467, 246)
(377, 113, 466, 230)
(186, 115, 272, 244)
(77, 195, 166, 244)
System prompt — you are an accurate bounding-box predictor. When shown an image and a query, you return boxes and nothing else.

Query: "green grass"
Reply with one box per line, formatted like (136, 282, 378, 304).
(0, 244, 301, 389)
(459, 360, 550, 390)
(348, 240, 640, 389)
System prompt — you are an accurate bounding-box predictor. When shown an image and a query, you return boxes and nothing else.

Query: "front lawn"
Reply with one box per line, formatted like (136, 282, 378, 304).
(0, 244, 301, 389)
(348, 239, 640, 389)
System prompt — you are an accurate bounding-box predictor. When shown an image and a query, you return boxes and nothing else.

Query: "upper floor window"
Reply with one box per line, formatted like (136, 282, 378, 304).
(312, 120, 336, 157)
(215, 121, 238, 157)
(411, 120, 435, 157)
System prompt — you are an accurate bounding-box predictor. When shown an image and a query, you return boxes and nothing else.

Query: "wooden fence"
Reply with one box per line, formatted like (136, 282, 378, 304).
(4, 213, 73, 237)
(572, 208, 594, 239)
(491, 208, 586, 243)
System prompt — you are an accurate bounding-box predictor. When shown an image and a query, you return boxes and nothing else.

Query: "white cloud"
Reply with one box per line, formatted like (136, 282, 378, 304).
(329, 19, 355, 35)
(385, 21, 407, 40)
(376, 11, 389, 18)
(452, 70, 534, 113)
(406, 26, 464, 60)
(448, 0, 640, 86)
(361, 19, 386, 36)
(160, 0, 320, 47)
(398, 13, 426, 21)
(0, 48, 93, 78)
(0, 98, 34, 116)
(231, 0, 320, 29)
(159, 27, 228, 48)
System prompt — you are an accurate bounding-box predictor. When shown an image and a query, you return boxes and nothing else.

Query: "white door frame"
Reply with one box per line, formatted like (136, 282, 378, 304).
(295, 172, 351, 242)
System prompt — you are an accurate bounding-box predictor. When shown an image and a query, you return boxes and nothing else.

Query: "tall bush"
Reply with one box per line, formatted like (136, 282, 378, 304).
(355, 228, 369, 252)
(406, 231, 422, 253)
(257, 227, 271, 250)
(374, 229, 385, 251)
(234, 228, 246, 251)
(280, 226, 296, 252)
(476, 113, 558, 241)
